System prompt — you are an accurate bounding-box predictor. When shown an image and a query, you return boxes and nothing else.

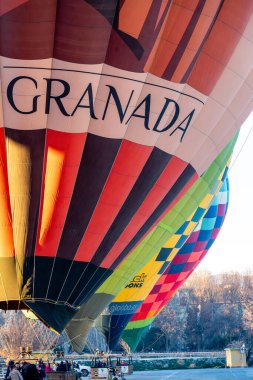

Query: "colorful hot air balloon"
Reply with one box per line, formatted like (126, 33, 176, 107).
(0, 0, 252, 334)
(121, 177, 229, 351)
(65, 142, 232, 353)
(95, 176, 229, 350)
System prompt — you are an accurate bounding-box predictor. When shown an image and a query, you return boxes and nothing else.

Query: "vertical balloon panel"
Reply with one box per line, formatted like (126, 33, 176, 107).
(0, 0, 57, 305)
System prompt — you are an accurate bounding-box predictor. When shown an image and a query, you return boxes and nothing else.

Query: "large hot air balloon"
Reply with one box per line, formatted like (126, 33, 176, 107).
(121, 177, 229, 351)
(95, 176, 229, 350)
(65, 142, 232, 353)
(0, 0, 252, 335)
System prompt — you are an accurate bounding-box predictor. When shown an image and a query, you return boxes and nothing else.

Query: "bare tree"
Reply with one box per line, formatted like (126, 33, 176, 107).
(151, 271, 253, 353)
(0, 311, 59, 360)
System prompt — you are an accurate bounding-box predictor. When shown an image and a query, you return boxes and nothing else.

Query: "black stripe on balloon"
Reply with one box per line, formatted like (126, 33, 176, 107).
(56, 133, 121, 261)
(181, 0, 224, 83)
(5, 128, 45, 292)
(112, 0, 170, 62)
(32, 256, 112, 331)
(25, 298, 76, 333)
(91, 148, 172, 266)
(162, 0, 206, 81)
(56, 262, 112, 306)
(111, 164, 196, 270)
(0, 301, 28, 310)
(85, 0, 119, 25)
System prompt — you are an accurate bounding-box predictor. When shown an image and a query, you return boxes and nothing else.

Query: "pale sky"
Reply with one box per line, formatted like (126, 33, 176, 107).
(197, 110, 253, 274)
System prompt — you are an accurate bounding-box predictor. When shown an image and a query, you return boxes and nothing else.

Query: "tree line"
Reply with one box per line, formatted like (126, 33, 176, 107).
(137, 271, 253, 357)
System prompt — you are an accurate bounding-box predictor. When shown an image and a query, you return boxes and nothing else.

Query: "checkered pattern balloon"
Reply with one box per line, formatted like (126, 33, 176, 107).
(122, 176, 229, 351)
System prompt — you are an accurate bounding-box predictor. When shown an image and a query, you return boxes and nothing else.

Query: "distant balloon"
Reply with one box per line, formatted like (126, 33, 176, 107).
(121, 177, 229, 351)
(0, 0, 252, 335)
